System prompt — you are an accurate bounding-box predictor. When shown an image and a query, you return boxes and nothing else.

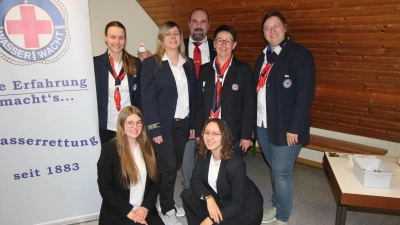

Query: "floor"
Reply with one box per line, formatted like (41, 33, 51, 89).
(77, 153, 400, 225)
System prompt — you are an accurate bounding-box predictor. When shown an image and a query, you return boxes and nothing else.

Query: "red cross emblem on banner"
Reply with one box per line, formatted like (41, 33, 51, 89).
(6, 5, 53, 48)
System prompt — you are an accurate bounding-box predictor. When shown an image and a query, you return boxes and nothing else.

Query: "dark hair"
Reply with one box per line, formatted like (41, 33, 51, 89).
(189, 8, 210, 22)
(213, 24, 237, 41)
(261, 11, 289, 36)
(104, 21, 137, 75)
(197, 119, 234, 160)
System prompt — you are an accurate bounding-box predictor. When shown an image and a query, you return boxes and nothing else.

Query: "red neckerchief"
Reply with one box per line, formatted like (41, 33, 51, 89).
(109, 54, 126, 111)
(210, 54, 233, 118)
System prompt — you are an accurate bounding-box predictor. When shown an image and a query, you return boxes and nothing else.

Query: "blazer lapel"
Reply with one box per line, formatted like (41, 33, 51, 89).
(101, 50, 113, 74)
(183, 61, 193, 93)
(221, 57, 238, 99)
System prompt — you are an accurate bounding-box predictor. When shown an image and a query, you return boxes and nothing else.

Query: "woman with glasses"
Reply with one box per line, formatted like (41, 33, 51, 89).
(195, 24, 254, 157)
(182, 118, 263, 225)
(97, 106, 163, 225)
(141, 21, 196, 225)
(254, 12, 316, 225)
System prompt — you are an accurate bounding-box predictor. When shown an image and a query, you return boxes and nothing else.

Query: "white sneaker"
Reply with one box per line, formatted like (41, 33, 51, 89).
(159, 209, 183, 225)
(156, 200, 185, 217)
(261, 207, 277, 223)
(175, 204, 185, 217)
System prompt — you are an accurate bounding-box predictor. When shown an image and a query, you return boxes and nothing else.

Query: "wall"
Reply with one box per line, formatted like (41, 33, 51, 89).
(137, 0, 400, 151)
(88, 0, 158, 57)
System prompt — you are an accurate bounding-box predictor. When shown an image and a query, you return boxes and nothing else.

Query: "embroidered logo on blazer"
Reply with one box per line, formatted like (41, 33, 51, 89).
(232, 84, 239, 91)
(283, 79, 292, 88)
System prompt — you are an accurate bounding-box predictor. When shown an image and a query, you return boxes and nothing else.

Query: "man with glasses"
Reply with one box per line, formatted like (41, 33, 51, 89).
(180, 8, 217, 196)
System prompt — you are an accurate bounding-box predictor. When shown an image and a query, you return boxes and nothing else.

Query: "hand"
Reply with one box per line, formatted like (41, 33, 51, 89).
(153, 136, 163, 144)
(200, 217, 214, 225)
(195, 137, 201, 144)
(239, 139, 251, 152)
(206, 197, 223, 224)
(189, 129, 195, 139)
(127, 207, 149, 223)
(138, 50, 152, 62)
(286, 132, 298, 146)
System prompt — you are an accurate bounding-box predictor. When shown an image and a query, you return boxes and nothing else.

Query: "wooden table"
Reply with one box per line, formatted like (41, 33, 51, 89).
(323, 152, 400, 225)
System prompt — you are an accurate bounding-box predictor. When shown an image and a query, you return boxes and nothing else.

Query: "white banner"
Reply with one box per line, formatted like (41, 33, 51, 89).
(0, 1, 101, 224)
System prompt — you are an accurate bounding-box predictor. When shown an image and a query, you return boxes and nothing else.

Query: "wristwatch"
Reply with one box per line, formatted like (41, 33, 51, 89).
(202, 192, 212, 200)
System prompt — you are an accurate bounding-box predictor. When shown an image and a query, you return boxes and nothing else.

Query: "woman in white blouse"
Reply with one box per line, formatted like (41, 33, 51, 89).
(97, 106, 162, 225)
(182, 119, 263, 225)
(141, 21, 196, 224)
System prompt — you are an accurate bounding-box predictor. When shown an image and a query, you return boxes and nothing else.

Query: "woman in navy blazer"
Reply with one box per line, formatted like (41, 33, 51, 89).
(183, 119, 263, 225)
(253, 12, 316, 224)
(195, 24, 254, 157)
(141, 21, 196, 224)
(97, 106, 162, 225)
(94, 21, 142, 145)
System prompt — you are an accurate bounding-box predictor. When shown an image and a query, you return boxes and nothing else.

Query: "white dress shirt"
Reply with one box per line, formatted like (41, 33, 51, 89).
(107, 60, 131, 131)
(129, 145, 147, 209)
(188, 36, 211, 65)
(162, 54, 189, 119)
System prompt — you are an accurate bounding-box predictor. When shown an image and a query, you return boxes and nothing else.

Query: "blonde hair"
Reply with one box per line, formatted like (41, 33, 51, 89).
(116, 106, 158, 189)
(153, 21, 188, 68)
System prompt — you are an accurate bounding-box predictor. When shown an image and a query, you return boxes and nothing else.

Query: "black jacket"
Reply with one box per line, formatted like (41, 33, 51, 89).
(97, 140, 159, 225)
(141, 56, 196, 140)
(195, 56, 254, 142)
(253, 38, 316, 146)
(93, 51, 142, 130)
(191, 153, 263, 224)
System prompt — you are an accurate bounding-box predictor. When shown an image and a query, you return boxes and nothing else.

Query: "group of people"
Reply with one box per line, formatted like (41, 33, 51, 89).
(95, 8, 316, 225)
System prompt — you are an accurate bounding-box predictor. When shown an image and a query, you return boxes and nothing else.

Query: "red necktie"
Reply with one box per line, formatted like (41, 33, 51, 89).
(109, 55, 126, 111)
(193, 42, 202, 79)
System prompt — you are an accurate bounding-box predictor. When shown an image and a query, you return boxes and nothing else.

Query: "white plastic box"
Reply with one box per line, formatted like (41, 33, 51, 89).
(353, 158, 395, 189)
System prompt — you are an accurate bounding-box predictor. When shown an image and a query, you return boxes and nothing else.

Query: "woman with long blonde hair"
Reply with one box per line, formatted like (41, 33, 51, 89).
(141, 21, 196, 225)
(97, 106, 163, 225)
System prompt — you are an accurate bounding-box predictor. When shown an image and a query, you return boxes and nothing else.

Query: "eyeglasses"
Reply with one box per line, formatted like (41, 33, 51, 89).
(263, 23, 282, 32)
(203, 131, 222, 138)
(214, 38, 234, 46)
(125, 121, 143, 128)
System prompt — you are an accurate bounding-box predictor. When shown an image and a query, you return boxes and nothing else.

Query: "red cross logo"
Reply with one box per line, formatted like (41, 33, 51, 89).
(6, 5, 53, 48)
(285, 81, 291, 86)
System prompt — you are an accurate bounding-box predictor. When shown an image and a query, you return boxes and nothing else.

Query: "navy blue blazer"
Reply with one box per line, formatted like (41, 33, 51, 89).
(184, 38, 216, 64)
(97, 140, 159, 225)
(253, 38, 316, 146)
(141, 56, 196, 140)
(191, 153, 263, 224)
(195, 56, 254, 142)
(94, 51, 142, 130)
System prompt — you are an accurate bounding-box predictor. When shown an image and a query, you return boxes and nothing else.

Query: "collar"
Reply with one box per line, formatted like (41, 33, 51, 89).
(162, 53, 187, 67)
(263, 37, 290, 56)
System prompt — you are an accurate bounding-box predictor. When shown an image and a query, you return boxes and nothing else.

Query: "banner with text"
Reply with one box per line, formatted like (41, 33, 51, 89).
(0, 0, 101, 224)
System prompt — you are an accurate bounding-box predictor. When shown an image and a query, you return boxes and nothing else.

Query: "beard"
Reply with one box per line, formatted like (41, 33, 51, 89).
(191, 28, 205, 41)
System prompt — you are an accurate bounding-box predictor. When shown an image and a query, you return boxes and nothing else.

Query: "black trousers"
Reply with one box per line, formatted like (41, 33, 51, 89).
(182, 188, 258, 225)
(155, 118, 189, 214)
